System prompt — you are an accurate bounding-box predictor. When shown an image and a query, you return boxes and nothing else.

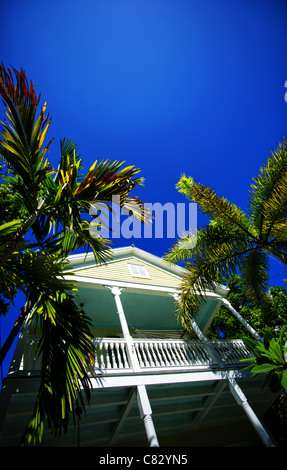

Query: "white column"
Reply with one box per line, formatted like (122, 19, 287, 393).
(217, 299, 276, 445)
(107, 286, 159, 446)
(220, 298, 262, 341)
(107, 286, 140, 372)
(188, 313, 276, 447)
(137, 385, 159, 447)
(229, 379, 276, 447)
(188, 315, 224, 364)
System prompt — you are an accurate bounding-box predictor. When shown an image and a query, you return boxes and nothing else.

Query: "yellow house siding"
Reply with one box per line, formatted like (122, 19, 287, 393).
(72, 256, 182, 288)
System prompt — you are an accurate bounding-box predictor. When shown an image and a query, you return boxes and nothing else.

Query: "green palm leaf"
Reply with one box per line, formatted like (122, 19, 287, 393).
(0, 64, 53, 192)
(240, 247, 269, 304)
(249, 138, 287, 236)
(0, 64, 149, 445)
(177, 175, 256, 238)
(166, 138, 287, 330)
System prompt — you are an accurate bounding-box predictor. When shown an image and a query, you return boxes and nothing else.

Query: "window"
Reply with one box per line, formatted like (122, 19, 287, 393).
(128, 263, 150, 278)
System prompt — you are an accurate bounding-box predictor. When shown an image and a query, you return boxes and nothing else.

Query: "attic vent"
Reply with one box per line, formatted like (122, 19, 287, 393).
(128, 263, 149, 278)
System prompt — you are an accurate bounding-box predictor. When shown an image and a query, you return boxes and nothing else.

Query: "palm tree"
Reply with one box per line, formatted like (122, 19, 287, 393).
(165, 138, 287, 330)
(0, 64, 149, 445)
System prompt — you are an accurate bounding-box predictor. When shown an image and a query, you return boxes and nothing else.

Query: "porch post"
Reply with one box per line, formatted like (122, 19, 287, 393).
(107, 286, 140, 372)
(107, 286, 159, 447)
(229, 379, 276, 447)
(137, 385, 159, 447)
(220, 298, 262, 341)
(187, 312, 276, 447)
(187, 314, 223, 364)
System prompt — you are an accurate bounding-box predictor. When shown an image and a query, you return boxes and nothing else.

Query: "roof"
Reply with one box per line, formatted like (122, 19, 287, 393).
(63, 245, 229, 333)
(64, 244, 229, 296)
(65, 245, 185, 275)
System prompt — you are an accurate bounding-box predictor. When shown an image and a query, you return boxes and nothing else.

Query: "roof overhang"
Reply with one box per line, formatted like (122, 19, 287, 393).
(63, 246, 229, 333)
(64, 245, 229, 298)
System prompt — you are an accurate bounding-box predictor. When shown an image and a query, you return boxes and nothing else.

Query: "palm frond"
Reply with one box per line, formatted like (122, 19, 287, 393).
(164, 230, 198, 265)
(177, 175, 256, 238)
(167, 138, 287, 334)
(0, 65, 149, 446)
(240, 247, 269, 305)
(249, 138, 287, 236)
(22, 291, 95, 445)
(261, 169, 287, 241)
(0, 249, 96, 445)
(43, 142, 150, 241)
(0, 64, 53, 193)
(169, 221, 255, 326)
(0, 218, 23, 237)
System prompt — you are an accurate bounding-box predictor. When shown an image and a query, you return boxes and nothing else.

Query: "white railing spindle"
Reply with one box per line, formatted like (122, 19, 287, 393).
(17, 337, 254, 375)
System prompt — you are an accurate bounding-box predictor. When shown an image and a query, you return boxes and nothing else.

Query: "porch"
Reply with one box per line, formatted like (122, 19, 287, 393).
(0, 248, 279, 447)
(5, 332, 276, 448)
(93, 337, 253, 374)
(5, 284, 275, 448)
(16, 334, 253, 376)
(1, 306, 278, 449)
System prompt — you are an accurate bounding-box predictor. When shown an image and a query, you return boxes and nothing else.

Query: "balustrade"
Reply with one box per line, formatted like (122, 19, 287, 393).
(93, 337, 253, 374)
(18, 336, 253, 374)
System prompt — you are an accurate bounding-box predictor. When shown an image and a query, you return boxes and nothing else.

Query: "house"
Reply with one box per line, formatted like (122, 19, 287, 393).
(0, 245, 278, 447)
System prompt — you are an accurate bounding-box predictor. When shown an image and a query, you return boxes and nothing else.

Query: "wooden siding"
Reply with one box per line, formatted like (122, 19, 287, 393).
(72, 256, 182, 288)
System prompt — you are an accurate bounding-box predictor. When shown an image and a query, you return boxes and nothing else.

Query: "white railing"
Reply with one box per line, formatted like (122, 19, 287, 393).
(93, 337, 253, 374)
(94, 338, 131, 371)
(134, 338, 212, 369)
(210, 339, 253, 366)
(17, 336, 253, 375)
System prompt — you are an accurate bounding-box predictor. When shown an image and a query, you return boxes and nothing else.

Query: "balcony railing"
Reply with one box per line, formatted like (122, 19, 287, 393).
(16, 336, 253, 375)
(93, 337, 253, 374)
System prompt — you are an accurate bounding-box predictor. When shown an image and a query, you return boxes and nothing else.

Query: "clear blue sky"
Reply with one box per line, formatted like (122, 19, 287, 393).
(0, 0, 287, 381)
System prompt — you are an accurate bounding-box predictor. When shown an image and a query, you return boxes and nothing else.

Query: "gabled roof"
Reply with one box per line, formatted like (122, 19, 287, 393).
(64, 244, 228, 297)
(64, 245, 229, 333)
(65, 245, 185, 276)
(65, 245, 185, 291)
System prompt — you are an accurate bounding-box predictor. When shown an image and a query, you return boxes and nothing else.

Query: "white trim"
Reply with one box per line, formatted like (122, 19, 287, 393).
(129, 256, 183, 280)
(88, 369, 251, 390)
(62, 274, 181, 295)
(64, 246, 187, 277)
(63, 274, 226, 301)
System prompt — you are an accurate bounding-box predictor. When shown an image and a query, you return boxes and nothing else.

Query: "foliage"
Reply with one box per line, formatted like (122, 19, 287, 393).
(206, 274, 287, 394)
(243, 326, 287, 393)
(0, 64, 148, 445)
(165, 138, 287, 395)
(165, 138, 287, 331)
(207, 274, 287, 339)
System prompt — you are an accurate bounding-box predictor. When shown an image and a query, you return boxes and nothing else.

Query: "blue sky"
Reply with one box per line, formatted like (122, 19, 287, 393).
(0, 0, 287, 381)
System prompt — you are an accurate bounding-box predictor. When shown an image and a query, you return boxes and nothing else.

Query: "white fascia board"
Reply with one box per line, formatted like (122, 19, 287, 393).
(88, 368, 251, 390)
(63, 273, 181, 295)
(62, 273, 224, 302)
